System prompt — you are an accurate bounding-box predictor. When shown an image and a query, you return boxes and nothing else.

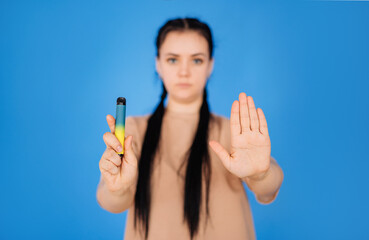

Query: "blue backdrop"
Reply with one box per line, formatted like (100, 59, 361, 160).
(1, 0, 368, 239)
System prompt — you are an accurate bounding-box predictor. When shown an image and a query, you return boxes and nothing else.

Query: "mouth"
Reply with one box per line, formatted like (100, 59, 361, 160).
(176, 83, 192, 88)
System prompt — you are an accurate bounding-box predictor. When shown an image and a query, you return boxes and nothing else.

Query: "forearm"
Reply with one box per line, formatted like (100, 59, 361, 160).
(242, 157, 284, 204)
(96, 177, 135, 213)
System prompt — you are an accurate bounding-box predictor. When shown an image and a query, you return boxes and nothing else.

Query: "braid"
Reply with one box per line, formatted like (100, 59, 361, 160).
(134, 82, 167, 239)
(184, 87, 212, 239)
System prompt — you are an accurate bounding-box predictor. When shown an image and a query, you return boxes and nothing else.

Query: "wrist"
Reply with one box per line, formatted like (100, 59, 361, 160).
(101, 180, 133, 198)
(244, 165, 271, 182)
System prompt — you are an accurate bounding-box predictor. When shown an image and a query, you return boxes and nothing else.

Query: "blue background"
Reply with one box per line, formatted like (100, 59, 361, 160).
(1, 0, 368, 239)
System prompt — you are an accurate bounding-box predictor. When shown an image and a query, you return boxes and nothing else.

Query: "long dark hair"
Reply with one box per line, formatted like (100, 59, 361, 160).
(134, 17, 214, 239)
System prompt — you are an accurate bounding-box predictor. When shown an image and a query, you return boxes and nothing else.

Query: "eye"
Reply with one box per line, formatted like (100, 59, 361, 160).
(167, 58, 177, 64)
(193, 58, 203, 64)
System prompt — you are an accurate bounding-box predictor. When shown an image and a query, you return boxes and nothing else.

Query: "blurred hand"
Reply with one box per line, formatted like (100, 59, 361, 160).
(99, 114, 138, 195)
(209, 92, 272, 181)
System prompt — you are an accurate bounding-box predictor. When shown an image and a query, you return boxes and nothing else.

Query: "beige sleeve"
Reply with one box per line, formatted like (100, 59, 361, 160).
(125, 116, 142, 160)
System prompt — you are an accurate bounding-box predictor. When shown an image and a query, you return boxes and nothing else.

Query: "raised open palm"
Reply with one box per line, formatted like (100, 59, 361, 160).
(209, 92, 271, 180)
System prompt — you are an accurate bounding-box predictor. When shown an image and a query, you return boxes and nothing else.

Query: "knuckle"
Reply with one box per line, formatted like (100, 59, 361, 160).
(99, 159, 108, 170)
(102, 150, 110, 159)
(108, 155, 118, 164)
(106, 162, 113, 171)
(106, 149, 115, 159)
(104, 160, 113, 171)
(103, 132, 110, 141)
(112, 156, 121, 166)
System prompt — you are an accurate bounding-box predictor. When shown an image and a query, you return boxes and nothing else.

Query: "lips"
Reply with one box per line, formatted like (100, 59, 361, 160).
(177, 83, 191, 87)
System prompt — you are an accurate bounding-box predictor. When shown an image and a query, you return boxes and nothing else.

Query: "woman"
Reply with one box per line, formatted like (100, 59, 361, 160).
(96, 17, 284, 240)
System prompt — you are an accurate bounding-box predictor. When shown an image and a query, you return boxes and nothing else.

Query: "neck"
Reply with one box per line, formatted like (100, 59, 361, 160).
(166, 94, 204, 114)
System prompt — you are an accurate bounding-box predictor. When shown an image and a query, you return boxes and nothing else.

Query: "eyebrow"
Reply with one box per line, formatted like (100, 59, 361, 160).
(165, 53, 207, 57)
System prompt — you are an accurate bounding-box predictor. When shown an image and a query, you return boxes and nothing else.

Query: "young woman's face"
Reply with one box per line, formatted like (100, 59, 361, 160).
(156, 30, 214, 104)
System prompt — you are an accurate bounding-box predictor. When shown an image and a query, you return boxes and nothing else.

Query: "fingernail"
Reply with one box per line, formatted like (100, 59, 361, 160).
(117, 146, 123, 152)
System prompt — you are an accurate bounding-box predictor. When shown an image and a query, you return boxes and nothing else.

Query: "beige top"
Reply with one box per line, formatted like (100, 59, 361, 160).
(123, 107, 256, 240)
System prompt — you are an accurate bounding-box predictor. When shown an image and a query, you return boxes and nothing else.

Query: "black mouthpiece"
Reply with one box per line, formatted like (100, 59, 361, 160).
(117, 97, 126, 105)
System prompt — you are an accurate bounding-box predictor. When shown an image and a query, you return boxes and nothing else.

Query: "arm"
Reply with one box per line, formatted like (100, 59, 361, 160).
(242, 156, 284, 204)
(96, 175, 136, 213)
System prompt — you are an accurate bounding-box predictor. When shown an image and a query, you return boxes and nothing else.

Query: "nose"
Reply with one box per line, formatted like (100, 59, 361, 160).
(178, 60, 190, 77)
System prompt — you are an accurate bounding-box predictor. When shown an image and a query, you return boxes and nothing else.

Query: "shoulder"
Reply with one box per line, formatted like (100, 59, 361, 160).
(210, 112, 230, 132)
(125, 114, 152, 141)
(209, 112, 232, 150)
(126, 114, 151, 129)
(211, 112, 229, 122)
(125, 114, 152, 157)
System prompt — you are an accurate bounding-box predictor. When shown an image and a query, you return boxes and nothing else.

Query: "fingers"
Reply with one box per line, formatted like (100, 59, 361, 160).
(246, 96, 260, 131)
(237, 92, 267, 134)
(230, 100, 241, 136)
(100, 160, 119, 175)
(99, 136, 137, 178)
(103, 132, 123, 153)
(257, 108, 269, 136)
(106, 114, 116, 133)
(238, 93, 250, 133)
(103, 148, 122, 167)
(100, 149, 122, 175)
(209, 140, 231, 170)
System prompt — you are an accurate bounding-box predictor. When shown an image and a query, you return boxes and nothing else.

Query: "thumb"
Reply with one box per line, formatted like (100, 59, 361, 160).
(122, 135, 138, 169)
(209, 140, 231, 170)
